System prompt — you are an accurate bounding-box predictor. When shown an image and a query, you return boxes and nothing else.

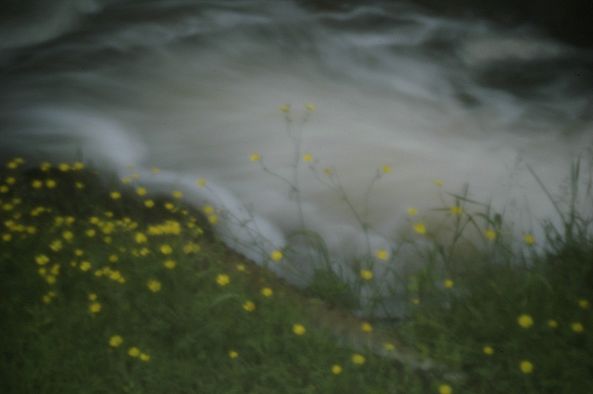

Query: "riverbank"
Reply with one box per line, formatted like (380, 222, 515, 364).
(1, 157, 591, 393)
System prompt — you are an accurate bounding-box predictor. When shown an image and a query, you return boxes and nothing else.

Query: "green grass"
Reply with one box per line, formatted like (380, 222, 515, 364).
(1, 156, 592, 393)
(0, 160, 430, 393)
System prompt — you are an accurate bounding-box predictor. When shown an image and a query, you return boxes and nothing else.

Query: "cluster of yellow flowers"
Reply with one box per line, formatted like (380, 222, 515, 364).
(202, 205, 218, 225)
(94, 266, 126, 284)
(1, 158, 227, 375)
(147, 220, 182, 235)
(127, 346, 151, 362)
(41, 290, 57, 304)
(88, 293, 102, 314)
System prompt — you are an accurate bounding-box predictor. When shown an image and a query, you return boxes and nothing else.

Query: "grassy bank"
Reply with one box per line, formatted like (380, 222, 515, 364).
(1, 156, 592, 393)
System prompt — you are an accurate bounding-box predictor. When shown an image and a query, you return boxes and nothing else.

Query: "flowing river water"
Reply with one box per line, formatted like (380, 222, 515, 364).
(2, 0, 593, 316)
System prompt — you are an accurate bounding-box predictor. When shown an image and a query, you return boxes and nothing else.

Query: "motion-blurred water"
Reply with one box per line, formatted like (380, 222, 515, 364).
(2, 0, 592, 312)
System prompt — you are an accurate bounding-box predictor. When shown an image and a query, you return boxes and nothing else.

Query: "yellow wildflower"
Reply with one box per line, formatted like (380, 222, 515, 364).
(443, 279, 454, 289)
(85, 229, 96, 237)
(144, 199, 154, 208)
(172, 190, 183, 199)
(75, 182, 85, 189)
(571, 322, 584, 333)
(196, 178, 207, 187)
(151, 167, 160, 174)
(135, 232, 147, 243)
(483, 346, 494, 355)
(109, 335, 123, 348)
(523, 233, 536, 246)
(216, 274, 230, 286)
(147, 279, 162, 293)
(139, 353, 151, 362)
(382, 165, 392, 174)
(360, 269, 373, 281)
(519, 360, 534, 374)
(242, 300, 256, 312)
(304, 103, 316, 112)
(261, 287, 273, 297)
(406, 207, 418, 217)
(270, 250, 283, 262)
(73, 161, 85, 170)
(433, 179, 444, 187)
(374, 249, 389, 261)
(578, 299, 590, 310)
(164, 259, 176, 269)
(236, 264, 246, 272)
(438, 384, 453, 394)
(110, 191, 121, 200)
(228, 350, 239, 359)
(208, 214, 218, 224)
(383, 342, 396, 352)
(62, 231, 74, 241)
(351, 353, 365, 365)
(35, 255, 50, 266)
(279, 104, 290, 113)
(303, 153, 313, 163)
(292, 323, 306, 336)
(50, 240, 63, 252)
(128, 347, 141, 358)
(89, 302, 102, 314)
(109, 271, 123, 282)
(136, 187, 147, 196)
(32, 180, 43, 189)
(46, 179, 57, 188)
(485, 229, 497, 241)
(88, 293, 98, 301)
(331, 364, 342, 375)
(160, 244, 173, 255)
(108, 254, 118, 263)
(250, 152, 261, 162)
(183, 242, 201, 254)
(450, 206, 462, 216)
(361, 322, 373, 333)
(58, 163, 70, 172)
(80, 261, 92, 272)
(517, 314, 534, 329)
(413, 223, 426, 235)
(40, 162, 51, 171)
